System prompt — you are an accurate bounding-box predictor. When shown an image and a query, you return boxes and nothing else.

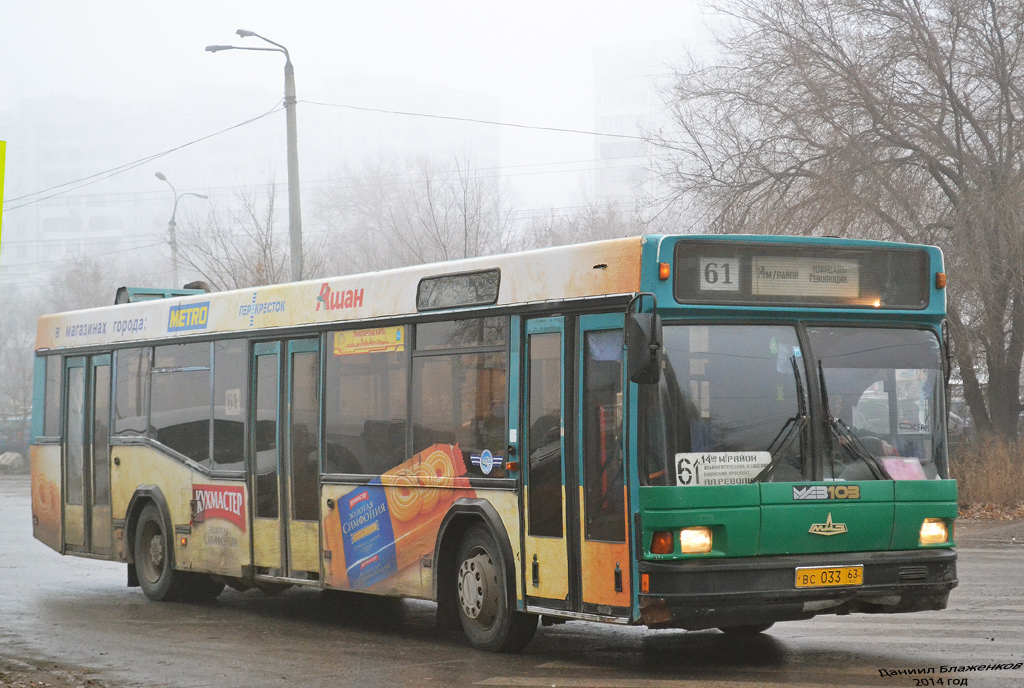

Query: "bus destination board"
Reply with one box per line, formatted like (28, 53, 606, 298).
(675, 240, 929, 309)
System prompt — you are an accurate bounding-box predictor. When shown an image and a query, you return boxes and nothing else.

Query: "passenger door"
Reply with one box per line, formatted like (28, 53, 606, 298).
(62, 355, 112, 556)
(521, 317, 572, 608)
(250, 339, 322, 582)
(576, 314, 631, 616)
(519, 312, 632, 618)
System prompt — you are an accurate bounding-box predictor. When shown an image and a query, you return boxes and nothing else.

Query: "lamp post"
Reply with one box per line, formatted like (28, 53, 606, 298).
(207, 30, 304, 282)
(154, 172, 208, 288)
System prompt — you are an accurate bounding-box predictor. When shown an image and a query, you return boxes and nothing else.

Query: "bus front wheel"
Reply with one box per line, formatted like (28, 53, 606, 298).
(455, 524, 537, 652)
(134, 503, 185, 601)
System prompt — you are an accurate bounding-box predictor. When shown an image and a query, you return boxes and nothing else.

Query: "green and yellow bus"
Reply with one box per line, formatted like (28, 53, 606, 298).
(30, 235, 957, 651)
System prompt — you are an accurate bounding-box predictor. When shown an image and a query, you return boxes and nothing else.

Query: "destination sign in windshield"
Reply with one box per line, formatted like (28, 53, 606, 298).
(675, 240, 930, 309)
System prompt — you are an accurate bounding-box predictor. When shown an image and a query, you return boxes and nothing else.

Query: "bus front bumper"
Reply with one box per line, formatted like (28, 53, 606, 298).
(637, 548, 957, 630)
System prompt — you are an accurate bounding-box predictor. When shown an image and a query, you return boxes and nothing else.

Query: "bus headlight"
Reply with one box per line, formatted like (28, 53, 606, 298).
(680, 527, 713, 553)
(919, 518, 949, 545)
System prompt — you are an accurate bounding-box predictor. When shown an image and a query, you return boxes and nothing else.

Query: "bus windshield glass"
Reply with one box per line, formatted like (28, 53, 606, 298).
(641, 324, 947, 485)
(809, 327, 946, 481)
(642, 325, 809, 486)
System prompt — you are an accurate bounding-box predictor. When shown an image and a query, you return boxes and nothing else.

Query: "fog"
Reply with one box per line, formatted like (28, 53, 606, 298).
(0, 0, 710, 295)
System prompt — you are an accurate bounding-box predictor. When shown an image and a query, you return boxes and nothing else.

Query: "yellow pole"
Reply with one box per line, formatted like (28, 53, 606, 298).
(0, 140, 6, 248)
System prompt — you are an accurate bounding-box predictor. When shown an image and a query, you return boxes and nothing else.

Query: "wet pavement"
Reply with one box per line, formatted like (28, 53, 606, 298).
(1, 474, 1022, 688)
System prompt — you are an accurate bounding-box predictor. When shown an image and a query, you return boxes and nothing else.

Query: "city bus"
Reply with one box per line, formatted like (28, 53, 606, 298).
(30, 235, 958, 652)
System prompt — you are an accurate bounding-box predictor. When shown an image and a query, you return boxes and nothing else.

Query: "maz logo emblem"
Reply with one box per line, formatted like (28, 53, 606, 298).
(809, 513, 848, 536)
(793, 485, 860, 500)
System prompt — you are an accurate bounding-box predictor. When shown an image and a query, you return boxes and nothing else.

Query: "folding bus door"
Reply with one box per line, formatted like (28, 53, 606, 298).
(250, 339, 322, 583)
(62, 354, 112, 556)
(282, 339, 321, 580)
(90, 355, 112, 556)
(251, 342, 283, 576)
(521, 317, 573, 609)
(576, 313, 631, 617)
(62, 357, 87, 553)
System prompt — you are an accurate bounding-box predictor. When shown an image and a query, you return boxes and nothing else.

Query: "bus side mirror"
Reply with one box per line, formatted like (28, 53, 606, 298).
(627, 312, 662, 384)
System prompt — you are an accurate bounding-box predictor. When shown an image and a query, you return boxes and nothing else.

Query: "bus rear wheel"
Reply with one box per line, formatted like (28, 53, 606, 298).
(134, 503, 185, 601)
(455, 525, 537, 652)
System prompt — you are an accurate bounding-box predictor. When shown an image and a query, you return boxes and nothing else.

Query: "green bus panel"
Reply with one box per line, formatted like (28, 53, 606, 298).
(891, 480, 958, 550)
(639, 486, 760, 559)
(758, 502, 894, 555)
(640, 484, 760, 510)
(894, 479, 957, 502)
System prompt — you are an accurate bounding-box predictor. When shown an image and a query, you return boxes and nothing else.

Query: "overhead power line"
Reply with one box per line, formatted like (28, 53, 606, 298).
(301, 99, 645, 141)
(0, 241, 166, 283)
(5, 99, 648, 213)
(3, 103, 284, 212)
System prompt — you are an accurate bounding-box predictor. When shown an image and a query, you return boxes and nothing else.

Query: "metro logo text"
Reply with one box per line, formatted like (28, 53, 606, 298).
(168, 302, 210, 332)
(192, 484, 246, 532)
(793, 485, 860, 500)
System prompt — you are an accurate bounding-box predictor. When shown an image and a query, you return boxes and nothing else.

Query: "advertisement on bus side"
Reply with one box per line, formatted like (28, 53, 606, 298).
(323, 443, 475, 595)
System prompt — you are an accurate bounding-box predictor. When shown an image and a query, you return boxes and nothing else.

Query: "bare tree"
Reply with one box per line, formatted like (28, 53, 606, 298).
(177, 182, 331, 290)
(656, 0, 1024, 438)
(314, 154, 523, 272)
(0, 254, 155, 458)
(0, 286, 36, 457)
(525, 200, 646, 248)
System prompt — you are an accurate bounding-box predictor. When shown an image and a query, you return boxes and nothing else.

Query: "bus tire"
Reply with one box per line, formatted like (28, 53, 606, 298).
(455, 524, 537, 652)
(133, 503, 185, 601)
(718, 622, 774, 635)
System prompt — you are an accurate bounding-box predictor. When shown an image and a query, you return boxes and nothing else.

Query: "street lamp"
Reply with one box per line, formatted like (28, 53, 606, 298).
(154, 171, 208, 288)
(207, 29, 304, 282)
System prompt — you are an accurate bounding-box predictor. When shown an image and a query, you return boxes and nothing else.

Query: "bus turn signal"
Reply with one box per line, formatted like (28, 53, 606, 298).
(650, 531, 674, 554)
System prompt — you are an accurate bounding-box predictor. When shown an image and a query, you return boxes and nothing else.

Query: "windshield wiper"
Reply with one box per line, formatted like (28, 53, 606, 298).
(818, 360, 893, 481)
(753, 355, 808, 482)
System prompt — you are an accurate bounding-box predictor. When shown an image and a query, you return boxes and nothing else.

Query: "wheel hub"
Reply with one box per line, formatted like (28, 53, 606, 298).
(458, 551, 498, 626)
(148, 535, 164, 568)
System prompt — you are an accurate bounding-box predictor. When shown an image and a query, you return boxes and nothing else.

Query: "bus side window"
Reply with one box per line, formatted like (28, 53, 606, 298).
(43, 355, 62, 437)
(582, 329, 625, 542)
(212, 339, 247, 472)
(412, 318, 509, 478)
(150, 343, 211, 467)
(114, 348, 151, 436)
(324, 337, 407, 476)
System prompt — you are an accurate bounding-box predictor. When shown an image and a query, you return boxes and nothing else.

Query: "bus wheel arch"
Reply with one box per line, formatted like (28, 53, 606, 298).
(125, 485, 172, 564)
(125, 487, 184, 601)
(435, 500, 536, 652)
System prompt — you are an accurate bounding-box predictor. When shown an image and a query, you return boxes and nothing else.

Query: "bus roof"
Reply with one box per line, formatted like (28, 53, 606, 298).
(35, 236, 644, 351)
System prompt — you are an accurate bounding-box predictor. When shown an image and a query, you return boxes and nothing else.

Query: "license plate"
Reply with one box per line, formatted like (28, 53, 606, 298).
(795, 565, 863, 588)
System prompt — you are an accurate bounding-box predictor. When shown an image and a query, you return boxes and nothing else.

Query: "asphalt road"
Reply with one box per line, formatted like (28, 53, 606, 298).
(1, 475, 1022, 688)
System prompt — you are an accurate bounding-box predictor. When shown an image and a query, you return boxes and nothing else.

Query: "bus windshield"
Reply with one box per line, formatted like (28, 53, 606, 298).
(642, 324, 810, 485)
(641, 324, 947, 485)
(810, 327, 947, 481)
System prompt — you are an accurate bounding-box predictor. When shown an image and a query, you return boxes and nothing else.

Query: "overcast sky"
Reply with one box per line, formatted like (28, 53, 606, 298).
(4, 1, 703, 100)
(2, 0, 709, 216)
